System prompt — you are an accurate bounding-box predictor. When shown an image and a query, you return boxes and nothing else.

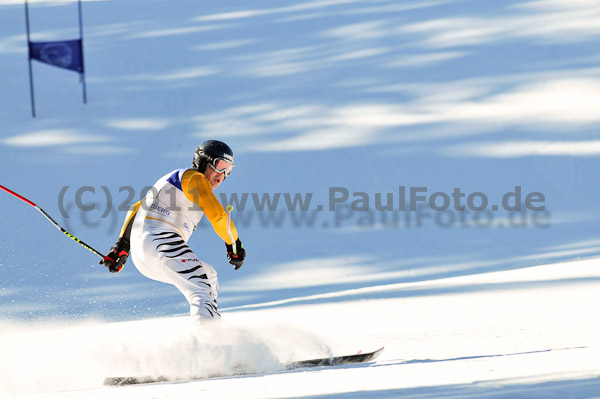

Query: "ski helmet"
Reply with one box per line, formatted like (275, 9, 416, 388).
(192, 140, 235, 177)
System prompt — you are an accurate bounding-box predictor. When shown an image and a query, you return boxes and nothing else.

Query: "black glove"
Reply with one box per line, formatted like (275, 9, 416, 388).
(226, 238, 245, 270)
(99, 238, 130, 273)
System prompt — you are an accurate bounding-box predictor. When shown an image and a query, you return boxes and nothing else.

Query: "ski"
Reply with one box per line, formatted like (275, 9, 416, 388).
(286, 346, 384, 369)
(103, 347, 384, 386)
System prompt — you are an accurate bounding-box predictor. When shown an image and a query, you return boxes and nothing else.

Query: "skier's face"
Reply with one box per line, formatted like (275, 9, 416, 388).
(203, 164, 225, 189)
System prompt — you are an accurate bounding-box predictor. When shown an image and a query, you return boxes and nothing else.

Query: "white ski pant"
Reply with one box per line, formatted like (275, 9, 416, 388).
(130, 229, 220, 325)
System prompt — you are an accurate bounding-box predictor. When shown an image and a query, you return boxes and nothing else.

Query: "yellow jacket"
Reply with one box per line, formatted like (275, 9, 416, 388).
(119, 168, 238, 244)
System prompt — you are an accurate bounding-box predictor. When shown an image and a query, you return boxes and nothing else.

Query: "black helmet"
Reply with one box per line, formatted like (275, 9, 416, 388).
(192, 140, 235, 176)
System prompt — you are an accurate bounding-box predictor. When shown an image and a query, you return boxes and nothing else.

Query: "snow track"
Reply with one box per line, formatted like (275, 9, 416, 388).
(1, 0, 600, 397)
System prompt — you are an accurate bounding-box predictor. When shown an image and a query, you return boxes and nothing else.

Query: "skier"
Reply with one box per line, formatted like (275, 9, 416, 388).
(99, 140, 245, 326)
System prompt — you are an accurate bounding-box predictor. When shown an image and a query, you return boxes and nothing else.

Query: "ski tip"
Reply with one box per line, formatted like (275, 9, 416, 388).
(373, 347, 384, 358)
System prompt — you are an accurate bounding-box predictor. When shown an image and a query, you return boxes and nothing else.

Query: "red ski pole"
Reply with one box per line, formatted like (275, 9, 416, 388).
(0, 184, 104, 259)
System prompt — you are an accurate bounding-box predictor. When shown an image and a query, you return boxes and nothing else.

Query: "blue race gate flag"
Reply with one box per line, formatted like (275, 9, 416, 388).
(24, 0, 87, 117)
(28, 39, 84, 73)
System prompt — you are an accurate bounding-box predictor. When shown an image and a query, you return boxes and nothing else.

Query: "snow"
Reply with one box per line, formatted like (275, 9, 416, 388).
(1, 0, 600, 398)
(2, 259, 600, 398)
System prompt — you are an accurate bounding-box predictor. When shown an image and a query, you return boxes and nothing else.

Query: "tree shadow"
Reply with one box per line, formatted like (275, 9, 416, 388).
(0, 0, 599, 320)
(277, 375, 600, 399)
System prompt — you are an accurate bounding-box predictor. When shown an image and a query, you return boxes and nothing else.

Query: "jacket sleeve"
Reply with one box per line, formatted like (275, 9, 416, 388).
(118, 200, 142, 246)
(181, 169, 239, 244)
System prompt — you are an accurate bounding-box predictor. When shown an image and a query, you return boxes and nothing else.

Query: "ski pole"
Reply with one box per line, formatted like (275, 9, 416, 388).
(0, 184, 104, 259)
(225, 204, 236, 255)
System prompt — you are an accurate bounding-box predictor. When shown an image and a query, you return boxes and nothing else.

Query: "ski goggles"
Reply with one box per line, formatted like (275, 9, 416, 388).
(209, 158, 234, 177)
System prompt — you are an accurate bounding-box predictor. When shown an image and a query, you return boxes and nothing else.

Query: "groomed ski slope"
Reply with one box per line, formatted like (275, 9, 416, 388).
(2, 258, 600, 398)
(1, 0, 600, 398)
